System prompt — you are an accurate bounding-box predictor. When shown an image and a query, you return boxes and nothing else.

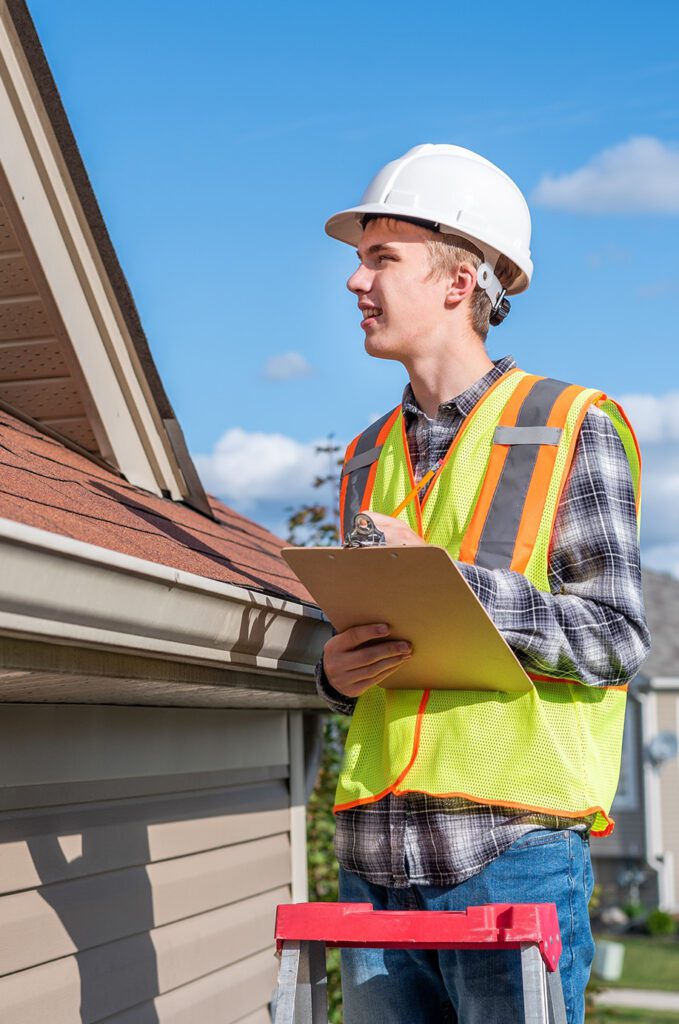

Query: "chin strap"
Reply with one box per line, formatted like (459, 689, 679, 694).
(477, 261, 511, 326)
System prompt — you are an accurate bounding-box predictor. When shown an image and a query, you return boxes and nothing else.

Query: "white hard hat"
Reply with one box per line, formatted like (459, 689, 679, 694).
(325, 144, 533, 296)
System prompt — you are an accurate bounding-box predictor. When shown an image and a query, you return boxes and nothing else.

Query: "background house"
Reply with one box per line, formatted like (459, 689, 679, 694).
(0, 2, 328, 1021)
(591, 570, 679, 914)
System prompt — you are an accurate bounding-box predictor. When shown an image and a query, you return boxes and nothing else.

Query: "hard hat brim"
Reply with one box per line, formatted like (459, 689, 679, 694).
(325, 204, 531, 295)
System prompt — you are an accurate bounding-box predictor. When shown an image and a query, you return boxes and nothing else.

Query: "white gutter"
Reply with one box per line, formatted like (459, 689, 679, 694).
(648, 677, 679, 691)
(0, 517, 330, 680)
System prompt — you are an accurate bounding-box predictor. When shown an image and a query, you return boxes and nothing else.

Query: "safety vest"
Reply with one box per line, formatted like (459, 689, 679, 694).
(335, 368, 641, 837)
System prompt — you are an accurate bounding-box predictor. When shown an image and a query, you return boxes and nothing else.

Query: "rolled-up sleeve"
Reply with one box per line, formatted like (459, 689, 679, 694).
(457, 405, 651, 686)
(315, 655, 357, 715)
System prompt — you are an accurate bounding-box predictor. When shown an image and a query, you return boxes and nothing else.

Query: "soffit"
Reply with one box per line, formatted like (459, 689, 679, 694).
(0, 182, 103, 458)
(0, 0, 212, 515)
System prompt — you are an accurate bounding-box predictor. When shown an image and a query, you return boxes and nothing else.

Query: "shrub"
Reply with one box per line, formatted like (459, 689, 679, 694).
(646, 909, 678, 937)
(622, 902, 644, 920)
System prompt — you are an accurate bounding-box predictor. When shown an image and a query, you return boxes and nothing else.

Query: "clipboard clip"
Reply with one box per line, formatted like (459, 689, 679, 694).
(343, 512, 387, 548)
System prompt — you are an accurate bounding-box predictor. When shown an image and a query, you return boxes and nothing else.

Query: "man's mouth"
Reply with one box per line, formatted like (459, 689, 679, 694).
(360, 305, 383, 325)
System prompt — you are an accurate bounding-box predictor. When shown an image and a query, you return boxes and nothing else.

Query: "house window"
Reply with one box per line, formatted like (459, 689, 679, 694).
(612, 704, 639, 812)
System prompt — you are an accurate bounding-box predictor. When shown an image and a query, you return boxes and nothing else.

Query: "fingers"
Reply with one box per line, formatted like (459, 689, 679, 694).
(345, 658, 409, 697)
(341, 652, 411, 687)
(342, 639, 412, 672)
(332, 622, 391, 651)
(324, 623, 413, 698)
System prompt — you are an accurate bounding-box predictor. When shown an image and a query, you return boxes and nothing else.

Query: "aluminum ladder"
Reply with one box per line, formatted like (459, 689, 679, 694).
(273, 901, 567, 1023)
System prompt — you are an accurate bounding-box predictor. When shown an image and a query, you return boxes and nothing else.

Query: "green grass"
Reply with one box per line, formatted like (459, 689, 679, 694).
(589, 1008, 679, 1023)
(595, 935, 679, 992)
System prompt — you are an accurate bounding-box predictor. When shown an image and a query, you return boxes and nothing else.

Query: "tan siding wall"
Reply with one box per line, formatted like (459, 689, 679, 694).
(0, 705, 293, 1023)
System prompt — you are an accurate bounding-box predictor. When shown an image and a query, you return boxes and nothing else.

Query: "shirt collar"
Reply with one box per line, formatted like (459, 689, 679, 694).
(402, 355, 517, 420)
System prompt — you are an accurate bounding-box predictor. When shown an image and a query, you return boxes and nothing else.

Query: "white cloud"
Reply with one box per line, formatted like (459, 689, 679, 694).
(533, 137, 679, 213)
(193, 427, 340, 512)
(618, 392, 679, 443)
(262, 351, 314, 380)
(620, 391, 679, 579)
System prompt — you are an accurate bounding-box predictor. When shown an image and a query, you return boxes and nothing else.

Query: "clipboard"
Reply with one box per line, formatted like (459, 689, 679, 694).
(282, 544, 533, 693)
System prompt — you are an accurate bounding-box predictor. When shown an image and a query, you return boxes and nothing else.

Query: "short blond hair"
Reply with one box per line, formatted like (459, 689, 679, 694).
(425, 234, 518, 338)
(372, 216, 517, 339)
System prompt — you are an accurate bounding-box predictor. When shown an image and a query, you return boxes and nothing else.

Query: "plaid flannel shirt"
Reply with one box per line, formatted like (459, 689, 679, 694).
(316, 355, 651, 887)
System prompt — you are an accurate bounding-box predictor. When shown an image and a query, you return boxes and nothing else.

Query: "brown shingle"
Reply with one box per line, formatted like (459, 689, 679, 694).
(0, 409, 314, 605)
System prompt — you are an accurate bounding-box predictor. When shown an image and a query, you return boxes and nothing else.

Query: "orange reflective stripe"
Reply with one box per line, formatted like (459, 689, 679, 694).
(361, 407, 401, 511)
(538, 390, 603, 566)
(458, 372, 541, 564)
(340, 408, 401, 536)
(333, 688, 431, 812)
(509, 384, 589, 573)
(421, 368, 524, 520)
(339, 433, 360, 537)
(400, 413, 424, 536)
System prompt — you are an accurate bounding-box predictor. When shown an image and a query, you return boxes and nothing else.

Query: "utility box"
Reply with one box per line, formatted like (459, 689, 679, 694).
(592, 939, 625, 981)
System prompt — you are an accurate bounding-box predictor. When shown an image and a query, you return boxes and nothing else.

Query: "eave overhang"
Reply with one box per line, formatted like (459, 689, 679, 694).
(0, 0, 211, 514)
(0, 517, 330, 708)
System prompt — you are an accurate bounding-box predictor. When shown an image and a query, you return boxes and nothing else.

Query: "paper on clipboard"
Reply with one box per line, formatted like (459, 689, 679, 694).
(282, 544, 533, 693)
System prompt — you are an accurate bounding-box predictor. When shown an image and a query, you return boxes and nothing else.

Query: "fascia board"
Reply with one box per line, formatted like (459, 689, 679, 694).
(648, 677, 679, 692)
(0, 8, 189, 500)
(0, 517, 329, 678)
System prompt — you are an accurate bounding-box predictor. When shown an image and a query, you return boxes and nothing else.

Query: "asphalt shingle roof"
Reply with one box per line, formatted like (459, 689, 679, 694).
(0, 408, 313, 605)
(641, 569, 679, 678)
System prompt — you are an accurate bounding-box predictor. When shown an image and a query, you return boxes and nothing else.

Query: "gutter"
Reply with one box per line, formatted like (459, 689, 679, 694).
(0, 517, 330, 680)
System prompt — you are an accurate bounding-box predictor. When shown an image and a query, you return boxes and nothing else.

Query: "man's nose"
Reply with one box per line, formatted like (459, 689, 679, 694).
(347, 263, 373, 294)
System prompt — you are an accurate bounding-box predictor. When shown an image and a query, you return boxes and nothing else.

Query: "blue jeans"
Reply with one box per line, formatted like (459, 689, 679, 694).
(339, 829, 594, 1024)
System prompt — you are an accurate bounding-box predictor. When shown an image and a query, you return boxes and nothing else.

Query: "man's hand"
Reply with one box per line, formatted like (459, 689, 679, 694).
(323, 623, 413, 697)
(364, 511, 427, 546)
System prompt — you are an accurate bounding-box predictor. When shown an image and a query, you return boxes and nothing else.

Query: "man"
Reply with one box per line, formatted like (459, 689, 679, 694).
(316, 145, 650, 1024)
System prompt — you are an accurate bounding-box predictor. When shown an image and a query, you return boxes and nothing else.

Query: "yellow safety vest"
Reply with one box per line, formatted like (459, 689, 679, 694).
(336, 369, 641, 837)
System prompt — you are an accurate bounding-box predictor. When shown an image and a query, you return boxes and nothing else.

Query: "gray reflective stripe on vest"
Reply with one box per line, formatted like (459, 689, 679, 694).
(341, 445, 383, 477)
(475, 378, 572, 571)
(493, 425, 563, 446)
(342, 408, 398, 539)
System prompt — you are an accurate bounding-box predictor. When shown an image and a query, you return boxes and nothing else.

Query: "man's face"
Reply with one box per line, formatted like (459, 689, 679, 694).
(347, 218, 451, 362)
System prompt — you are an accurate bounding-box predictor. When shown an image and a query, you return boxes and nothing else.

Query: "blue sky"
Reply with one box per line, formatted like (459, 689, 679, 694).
(29, 2, 679, 569)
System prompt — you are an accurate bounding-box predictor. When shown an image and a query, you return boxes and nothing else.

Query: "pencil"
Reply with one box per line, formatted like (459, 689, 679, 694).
(391, 466, 438, 518)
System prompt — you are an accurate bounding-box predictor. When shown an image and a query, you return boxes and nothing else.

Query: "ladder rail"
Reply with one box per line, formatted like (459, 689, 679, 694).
(273, 903, 566, 1024)
(273, 940, 328, 1024)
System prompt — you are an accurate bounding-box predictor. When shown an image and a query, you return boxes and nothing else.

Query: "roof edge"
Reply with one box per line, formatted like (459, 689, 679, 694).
(3, 0, 212, 516)
(0, 515, 328, 678)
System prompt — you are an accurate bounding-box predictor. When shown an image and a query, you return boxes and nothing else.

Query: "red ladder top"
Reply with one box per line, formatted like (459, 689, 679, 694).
(275, 902, 562, 972)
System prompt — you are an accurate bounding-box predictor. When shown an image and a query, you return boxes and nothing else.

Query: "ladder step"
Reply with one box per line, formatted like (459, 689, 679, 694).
(273, 903, 566, 1024)
(275, 901, 562, 972)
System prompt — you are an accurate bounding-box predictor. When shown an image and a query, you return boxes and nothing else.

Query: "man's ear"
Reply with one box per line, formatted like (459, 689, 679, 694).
(444, 261, 477, 308)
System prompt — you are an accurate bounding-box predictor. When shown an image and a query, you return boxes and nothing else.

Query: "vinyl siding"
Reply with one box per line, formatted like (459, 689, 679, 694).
(0, 704, 295, 1023)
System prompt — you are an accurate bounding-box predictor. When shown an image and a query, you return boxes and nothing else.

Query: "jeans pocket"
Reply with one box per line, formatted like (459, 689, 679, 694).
(507, 828, 569, 851)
